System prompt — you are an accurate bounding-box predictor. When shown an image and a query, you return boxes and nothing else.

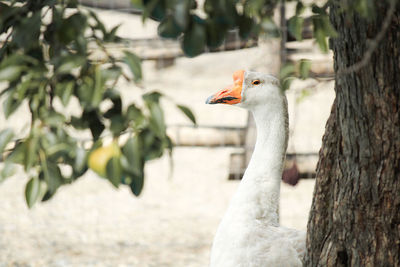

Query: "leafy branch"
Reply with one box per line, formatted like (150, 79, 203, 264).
(336, 0, 397, 75)
(0, 0, 194, 207)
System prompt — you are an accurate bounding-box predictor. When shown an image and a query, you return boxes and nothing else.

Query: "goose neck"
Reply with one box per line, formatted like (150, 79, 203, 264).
(238, 98, 288, 224)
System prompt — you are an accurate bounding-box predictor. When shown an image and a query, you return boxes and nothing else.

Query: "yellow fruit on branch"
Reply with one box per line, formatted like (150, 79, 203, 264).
(88, 142, 121, 177)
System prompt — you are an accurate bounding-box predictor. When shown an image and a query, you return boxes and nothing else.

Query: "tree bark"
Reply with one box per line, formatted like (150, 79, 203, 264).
(305, 1, 400, 266)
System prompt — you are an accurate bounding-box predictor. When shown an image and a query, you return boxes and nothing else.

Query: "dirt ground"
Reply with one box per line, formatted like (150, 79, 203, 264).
(0, 8, 333, 267)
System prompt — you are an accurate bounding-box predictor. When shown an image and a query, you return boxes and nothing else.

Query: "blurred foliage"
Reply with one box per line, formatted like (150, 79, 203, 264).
(133, 0, 281, 57)
(279, 59, 311, 91)
(132, 0, 341, 57)
(0, 0, 194, 207)
(0, 0, 382, 207)
(133, 0, 375, 81)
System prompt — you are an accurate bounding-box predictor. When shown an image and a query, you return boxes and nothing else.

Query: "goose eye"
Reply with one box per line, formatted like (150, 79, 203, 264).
(252, 80, 261, 85)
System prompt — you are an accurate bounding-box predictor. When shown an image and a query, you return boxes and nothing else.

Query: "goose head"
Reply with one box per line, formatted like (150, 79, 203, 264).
(206, 70, 282, 111)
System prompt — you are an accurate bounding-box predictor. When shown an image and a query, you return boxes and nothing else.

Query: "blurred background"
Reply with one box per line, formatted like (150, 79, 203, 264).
(0, 1, 334, 266)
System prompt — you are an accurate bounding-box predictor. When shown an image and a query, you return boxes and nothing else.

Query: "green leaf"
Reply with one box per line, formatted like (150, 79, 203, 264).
(126, 104, 145, 126)
(92, 65, 104, 106)
(131, 0, 144, 9)
(25, 135, 39, 172)
(103, 91, 123, 119)
(0, 54, 34, 69)
(88, 10, 107, 34)
(176, 104, 196, 125)
(70, 115, 89, 130)
(106, 156, 122, 188)
(312, 15, 337, 53)
(122, 136, 145, 196)
(173, 0, 190, 30)
(320, 15, 338, 38)
(109, 115, 127, 135)
(56, 54, 85, 74)
(143, 91, 162, 103)
(313, 17, 327, 52)
(299, 59, 312, 79)
(279, 63, 296, 80)
(66, 0, 78, 8)
(295, 2, 305, 15)
(122, 136, 143, 177)
(89, 119, 105, 141)
(158, 16, 182, 38)
(143, 0, 166, 21)
(16, 78, 31, 101)
(73, 146, 87, 174)
(40, 151, 63, 195)
(77, 76, 94, 106)
(148, 102, 166, 136)
(0, 128, 14, 155)
(103, 66, 122, 81)
(41, 132, 57, 149)
(141, 0, 158, 21)
(25, 177, 40, 208)
(206, 19, 227, 48)
(43, 111, 66, 127)
(60, 82, 75, 106)
(217, 0, 238, 26)
(123, 51, 142, 81)
(55, 81, 74, 106)
(129, 172, 144, 196)
(288, 15, 304, 41)
(44, 143, 70, 158)
(182, 15, 206, 57)
(3, 91, 22, 118)
(141, 129, 163, 160)
(104, 24, 121, 42)
(315, 27, 328, 52)
(0, 162, 16, 182)
(238, 15, 254, 39)
(260, 17, 280, 37)
(12, 12, 41, 50)
(5, 141, 25, 165)
(311, 4, 326, 15)
(0, 66, 23, 81)
(82, 110, 105, 140)
(59, 13, 87, 45)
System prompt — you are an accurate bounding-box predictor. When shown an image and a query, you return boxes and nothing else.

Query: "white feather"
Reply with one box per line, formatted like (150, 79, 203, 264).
(210, 71, 305, 267)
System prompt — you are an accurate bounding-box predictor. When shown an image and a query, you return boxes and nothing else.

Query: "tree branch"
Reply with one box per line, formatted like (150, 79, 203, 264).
(336, 0, 396, 75)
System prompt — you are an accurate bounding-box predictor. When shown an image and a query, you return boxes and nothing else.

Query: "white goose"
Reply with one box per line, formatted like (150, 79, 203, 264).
(206, 70, 305, 267)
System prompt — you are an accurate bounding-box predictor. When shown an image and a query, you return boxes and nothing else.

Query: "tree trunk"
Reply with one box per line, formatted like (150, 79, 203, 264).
(305, 1, 400, 266)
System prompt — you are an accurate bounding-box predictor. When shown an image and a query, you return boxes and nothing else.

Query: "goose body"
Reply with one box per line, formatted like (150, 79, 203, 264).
(206, 70, 305, 267)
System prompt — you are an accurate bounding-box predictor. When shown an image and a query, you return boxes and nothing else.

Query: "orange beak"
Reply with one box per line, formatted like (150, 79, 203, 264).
(206, 70, 244, 105)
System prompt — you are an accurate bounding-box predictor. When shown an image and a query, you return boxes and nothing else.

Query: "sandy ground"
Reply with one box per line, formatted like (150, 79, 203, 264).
(0, 148, 315, 267)
(0, 8, 333, 267)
